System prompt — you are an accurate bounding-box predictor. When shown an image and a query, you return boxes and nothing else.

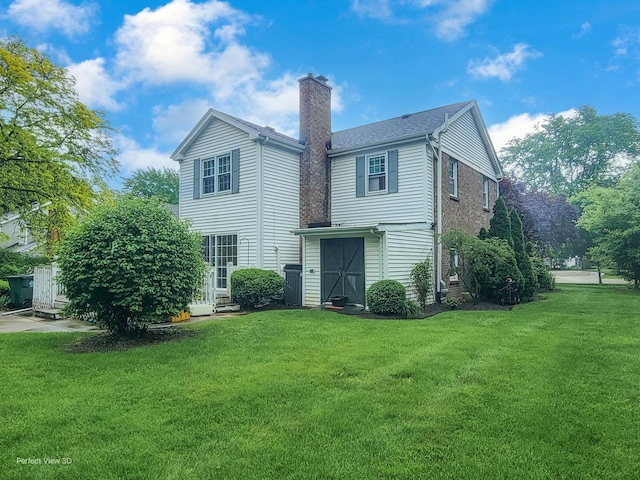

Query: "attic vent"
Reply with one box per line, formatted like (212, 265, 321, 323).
(402, 114, 411, 119)
(264, 126, 275, 132)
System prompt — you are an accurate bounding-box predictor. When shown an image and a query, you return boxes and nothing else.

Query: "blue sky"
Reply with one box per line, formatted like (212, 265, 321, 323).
(2, 0, 639, 186)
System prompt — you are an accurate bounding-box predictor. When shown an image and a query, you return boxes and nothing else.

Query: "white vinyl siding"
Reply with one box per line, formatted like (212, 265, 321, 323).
(331, 142, 431, 226)
(179, 118, 258, 267)
(441, 109, 497, 180)
(384, 228, 434, 303)
(261, 143, 301, 274)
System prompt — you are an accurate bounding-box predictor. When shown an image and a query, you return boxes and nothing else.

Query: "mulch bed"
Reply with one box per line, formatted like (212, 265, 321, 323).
(64, 327, 200, 354)
(338, 300, 514, 320)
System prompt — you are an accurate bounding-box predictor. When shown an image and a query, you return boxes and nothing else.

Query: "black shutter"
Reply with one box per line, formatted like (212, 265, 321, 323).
(356, 155, 365, 197)
(231, 149, 240, 194)
(388, 149, 398, 193)
(193, 158, 201, 199)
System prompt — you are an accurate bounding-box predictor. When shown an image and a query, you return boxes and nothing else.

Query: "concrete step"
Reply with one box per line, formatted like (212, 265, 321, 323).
(34, 308, 62, 320)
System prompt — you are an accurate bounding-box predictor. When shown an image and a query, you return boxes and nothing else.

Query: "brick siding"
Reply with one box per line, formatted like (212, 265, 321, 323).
(299, 74, 332, 228)
(438, 152, 497, 298)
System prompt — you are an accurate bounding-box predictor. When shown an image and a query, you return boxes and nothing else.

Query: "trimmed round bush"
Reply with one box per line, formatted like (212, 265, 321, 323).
(231, 268, 284, 309)
(366, 280, 406, 315)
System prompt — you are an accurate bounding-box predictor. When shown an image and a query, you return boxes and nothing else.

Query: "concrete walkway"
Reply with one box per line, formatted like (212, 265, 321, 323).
(0, 312, 102, 333)
(0, 310, 243, 333)
(552, 270, 628, 285)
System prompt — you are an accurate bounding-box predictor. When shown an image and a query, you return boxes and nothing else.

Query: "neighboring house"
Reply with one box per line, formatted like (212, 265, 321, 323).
(174, 74, 502, 306)
(1, 210, 38, 253)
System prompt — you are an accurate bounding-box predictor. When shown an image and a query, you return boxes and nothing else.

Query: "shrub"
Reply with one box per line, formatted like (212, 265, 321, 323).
(446, 298, 460, 309)
(231, 268, 284, 309)
(58, 197, 205, 337)
(443, 230, 523, 303)
(0, 249, 50, 278)
(531, 256, 555, 290)
(366, 280, 406, 315)
(410, 258, 433, 309)
(401, 299, 423, 319)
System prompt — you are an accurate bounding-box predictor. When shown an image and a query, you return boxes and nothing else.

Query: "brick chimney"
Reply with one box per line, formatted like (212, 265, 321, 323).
(299, 74, 331, 228)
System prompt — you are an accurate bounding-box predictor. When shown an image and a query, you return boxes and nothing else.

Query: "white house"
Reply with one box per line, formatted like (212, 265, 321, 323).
(174, 74, 502, 307)
(171, 109, 304, 289)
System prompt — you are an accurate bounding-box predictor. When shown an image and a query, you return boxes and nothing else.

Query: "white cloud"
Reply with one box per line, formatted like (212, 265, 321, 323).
(152, 99, 212, 146)
(351, 0, 492, 39)
(351, 0, 394, 21)
(433, 0, 494, 41)
(489, 108, 577, 153)
(152, 74, 345, 142)
(66, 58, 126, 111)
(7, 0, 97, 37)
(575, 22, 592, 38)
(115, 135, 176, 175)
(113, 0, 269, 99)
(468, 43, 542, 81)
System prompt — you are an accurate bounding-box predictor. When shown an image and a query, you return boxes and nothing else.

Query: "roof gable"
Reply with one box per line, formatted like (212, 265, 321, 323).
(171, 108, 303, 161)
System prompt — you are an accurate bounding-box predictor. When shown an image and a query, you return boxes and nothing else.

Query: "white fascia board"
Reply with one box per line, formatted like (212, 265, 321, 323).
(291, 224, 380, 237)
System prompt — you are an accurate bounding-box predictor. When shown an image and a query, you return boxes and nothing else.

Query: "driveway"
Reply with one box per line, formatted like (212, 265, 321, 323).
(0, 312, 101, 333)
(552, 270, 627, 285)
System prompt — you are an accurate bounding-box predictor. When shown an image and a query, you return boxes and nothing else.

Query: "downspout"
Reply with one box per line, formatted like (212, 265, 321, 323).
(256, 137, 268, 268)
(428, 113, 449, 302)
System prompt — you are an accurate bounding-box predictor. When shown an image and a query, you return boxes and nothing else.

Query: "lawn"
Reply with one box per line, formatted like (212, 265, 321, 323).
(1, 285, 639, 479)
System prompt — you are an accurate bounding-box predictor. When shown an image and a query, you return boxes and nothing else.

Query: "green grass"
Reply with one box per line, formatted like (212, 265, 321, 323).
(1, 285, 639, 479)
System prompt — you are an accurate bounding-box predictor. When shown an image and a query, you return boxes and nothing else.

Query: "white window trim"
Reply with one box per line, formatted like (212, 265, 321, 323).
(483, 177, 490, 209)
(367, 153, 387, 194)
(202, 233, 238, 289)
(449, 159, 458, 198)
(202, 153, 232, 195)
(449, 249, 459, 282)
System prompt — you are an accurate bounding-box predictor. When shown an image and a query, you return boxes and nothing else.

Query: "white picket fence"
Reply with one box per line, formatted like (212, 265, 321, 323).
(33, 263, 67, 309)
(32, 262, 238, 313)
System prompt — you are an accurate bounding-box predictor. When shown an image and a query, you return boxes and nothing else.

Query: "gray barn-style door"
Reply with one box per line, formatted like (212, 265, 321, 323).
(320, 237, 365, 306)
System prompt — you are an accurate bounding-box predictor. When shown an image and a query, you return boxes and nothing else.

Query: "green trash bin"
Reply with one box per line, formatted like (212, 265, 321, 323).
(6, 274, 34, 308)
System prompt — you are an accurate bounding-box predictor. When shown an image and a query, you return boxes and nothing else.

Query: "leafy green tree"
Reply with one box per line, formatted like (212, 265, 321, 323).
(58, 197, 205, 336)
(501, 105, 640, 197)
(443, 229, 522, 303)
(577, 163, 640, 287)
(123, 167, 179, 205)
(488, 196, 513, 248)
(510, 209, 537, 301)
(0, 37, 117, 250)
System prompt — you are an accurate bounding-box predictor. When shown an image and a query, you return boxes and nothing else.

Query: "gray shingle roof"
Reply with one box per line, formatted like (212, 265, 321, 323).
(330, 101, 471, 151)
(227, 114, 302, 146)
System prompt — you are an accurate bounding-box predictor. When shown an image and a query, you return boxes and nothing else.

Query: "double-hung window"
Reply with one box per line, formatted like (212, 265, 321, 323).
(449, 249, 459, 282)
(202, 234, 238, 288)
(356, 150, 398, 197)
(449, 159, 458, 198)
(368, 154, 386, 192)
(482, 177, 490, 209)
(202, 153, 232, 195)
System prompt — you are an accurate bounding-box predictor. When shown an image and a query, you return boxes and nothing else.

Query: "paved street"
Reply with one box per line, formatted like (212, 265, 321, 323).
(552, 270, 627, 285)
